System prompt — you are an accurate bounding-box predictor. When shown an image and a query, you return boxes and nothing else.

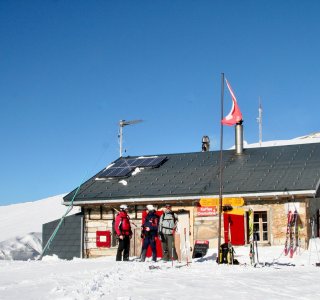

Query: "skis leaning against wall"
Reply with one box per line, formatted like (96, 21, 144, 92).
(284, 209, 299, 258)
(248, 209, 255, 265)
(289, 210, 298, 258)
(284, 210, 293, 256)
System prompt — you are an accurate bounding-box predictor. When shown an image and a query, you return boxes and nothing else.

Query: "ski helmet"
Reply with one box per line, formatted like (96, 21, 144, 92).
(120, 204, 128, 210)
(146, 204, 155, 211)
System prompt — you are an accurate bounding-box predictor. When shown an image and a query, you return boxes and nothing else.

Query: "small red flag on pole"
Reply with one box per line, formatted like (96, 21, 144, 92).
(221, 79, 243, 126)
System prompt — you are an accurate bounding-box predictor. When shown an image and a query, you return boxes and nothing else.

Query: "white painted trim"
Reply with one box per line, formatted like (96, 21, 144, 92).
(63, 190, 316, 206)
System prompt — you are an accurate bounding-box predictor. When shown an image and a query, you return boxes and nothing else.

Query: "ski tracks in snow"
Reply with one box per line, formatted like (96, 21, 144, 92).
(60, 262, 190, 300)
(2, 256, 320, 300)
(50, 264, 127, 300)
(50, 262, 157, 300)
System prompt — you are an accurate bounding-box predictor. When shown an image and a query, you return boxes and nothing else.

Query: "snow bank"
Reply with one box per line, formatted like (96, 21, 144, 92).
(1, 244, 320, 300)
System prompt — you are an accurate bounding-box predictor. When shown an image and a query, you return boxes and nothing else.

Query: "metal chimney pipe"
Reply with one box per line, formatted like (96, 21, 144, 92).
(235, 123, 244, 155)
(202, 135, 210, 152)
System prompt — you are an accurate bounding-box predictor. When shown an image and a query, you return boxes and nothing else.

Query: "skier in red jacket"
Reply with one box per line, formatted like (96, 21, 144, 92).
(114, 204, 132, 261)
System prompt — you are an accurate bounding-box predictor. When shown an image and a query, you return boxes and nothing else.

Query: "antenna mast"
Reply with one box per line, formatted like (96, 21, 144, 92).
(118, 119, 143, 157)
(257, 98, 263, 146)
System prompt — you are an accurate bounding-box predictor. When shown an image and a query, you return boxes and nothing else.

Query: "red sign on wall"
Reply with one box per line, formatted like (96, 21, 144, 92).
(96, 231, 111, 248)
(195, 240, 209, 245)
(196, 206, 217, 217)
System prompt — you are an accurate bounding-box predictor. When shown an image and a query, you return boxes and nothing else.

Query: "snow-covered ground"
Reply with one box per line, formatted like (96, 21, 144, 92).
(1, 244, 320, 299)
(0, 195, 320, 299)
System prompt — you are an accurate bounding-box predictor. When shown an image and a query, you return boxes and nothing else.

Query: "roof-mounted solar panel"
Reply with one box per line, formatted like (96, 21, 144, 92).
(126, 158, 143, 167)
(99, 167, 132, 178)
(97, 156, 167, 179)
(134, 156, 167, 168)
(110, 160, 128, 168)
(143, 156, 167, 167)
(116, 156, 167, 168)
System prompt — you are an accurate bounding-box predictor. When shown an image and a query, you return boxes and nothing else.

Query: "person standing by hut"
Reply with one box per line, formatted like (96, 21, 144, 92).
(114, 204, 132, 261)
(158, 204, 178, 262)
(140, 204, 160, 262)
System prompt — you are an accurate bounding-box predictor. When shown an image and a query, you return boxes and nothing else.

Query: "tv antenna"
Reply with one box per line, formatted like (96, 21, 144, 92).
(118, 119, 143, 157)
(256, 98, 263, 146)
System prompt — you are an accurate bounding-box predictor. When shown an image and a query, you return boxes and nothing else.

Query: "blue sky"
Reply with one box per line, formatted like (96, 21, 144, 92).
(1, 0, 319, 205)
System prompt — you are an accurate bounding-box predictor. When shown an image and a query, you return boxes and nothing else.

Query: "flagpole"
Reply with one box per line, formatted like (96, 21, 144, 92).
(217, 73, 224, 264)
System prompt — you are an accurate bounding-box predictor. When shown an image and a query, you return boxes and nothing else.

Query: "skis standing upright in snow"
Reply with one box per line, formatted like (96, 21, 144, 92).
(289, 210, 298, 258)
(248, 209, 255, 265)
(284, 210, 293, 256)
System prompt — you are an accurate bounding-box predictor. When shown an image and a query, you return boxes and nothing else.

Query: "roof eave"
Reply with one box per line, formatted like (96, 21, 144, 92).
(63, 190, 316, 206)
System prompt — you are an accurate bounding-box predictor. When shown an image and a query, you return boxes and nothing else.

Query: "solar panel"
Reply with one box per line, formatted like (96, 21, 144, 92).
(112, 156, 167, 168)
(143, 156, 167, 167)
(99, 167, 132, 178)
(136, 156, 167, 168)
(114, 167, 132, 177)
(98, 156, 167, 178)
(126, 158, 142, 167)
(133, 158, 150, 167)
(111, 160, 128, 168)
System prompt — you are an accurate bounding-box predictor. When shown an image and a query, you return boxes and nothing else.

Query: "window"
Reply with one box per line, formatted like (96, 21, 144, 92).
(102, 207, 114, 220)
(253, 211, 268, 242)
(88, 207, 101, 220)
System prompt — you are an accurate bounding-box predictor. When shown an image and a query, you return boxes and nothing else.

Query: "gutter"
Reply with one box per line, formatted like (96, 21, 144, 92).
(63, 190, 316, 206)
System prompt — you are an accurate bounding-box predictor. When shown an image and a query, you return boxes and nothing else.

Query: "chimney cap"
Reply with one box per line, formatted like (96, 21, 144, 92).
(202, 135, 210, 152)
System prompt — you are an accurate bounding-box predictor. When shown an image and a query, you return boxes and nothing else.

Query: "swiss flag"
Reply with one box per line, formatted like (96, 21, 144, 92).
(221, 79, 243, 126)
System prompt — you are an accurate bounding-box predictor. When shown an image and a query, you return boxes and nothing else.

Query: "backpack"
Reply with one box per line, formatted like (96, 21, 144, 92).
(216, 243, 239, 265)
(160, 211, 177, 223)
(116, 212, 131, 234)
(160, 211, 178, 233)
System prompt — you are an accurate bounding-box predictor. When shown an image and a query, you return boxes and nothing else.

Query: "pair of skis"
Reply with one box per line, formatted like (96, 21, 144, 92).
(148, 263, 189, 270)
(284, 210, 298, 258)
(248, 209, 259, 266)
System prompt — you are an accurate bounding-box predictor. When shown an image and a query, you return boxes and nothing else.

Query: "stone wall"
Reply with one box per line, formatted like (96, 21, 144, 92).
(193, 215, 219, 247)
(270, 201, 307, 248)
(82, 197, 315, 258)
(83, 207, 116, 258)
(83, 203, 195, 258)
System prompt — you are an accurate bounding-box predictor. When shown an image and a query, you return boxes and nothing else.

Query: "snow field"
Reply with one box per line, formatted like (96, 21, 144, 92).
(1, 192, 320, 299)
(1, 244, 320, 300)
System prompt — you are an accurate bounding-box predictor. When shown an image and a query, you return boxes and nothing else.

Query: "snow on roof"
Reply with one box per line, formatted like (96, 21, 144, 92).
(231, 132, 320, 149)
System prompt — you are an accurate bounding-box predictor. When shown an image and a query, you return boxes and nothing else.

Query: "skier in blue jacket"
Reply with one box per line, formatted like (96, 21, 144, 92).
(140, 205, 160, 262)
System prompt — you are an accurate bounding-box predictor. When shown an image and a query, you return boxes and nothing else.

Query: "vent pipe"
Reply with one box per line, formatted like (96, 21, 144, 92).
(202, 136, 210, 152)
(235, 122, 244, 155)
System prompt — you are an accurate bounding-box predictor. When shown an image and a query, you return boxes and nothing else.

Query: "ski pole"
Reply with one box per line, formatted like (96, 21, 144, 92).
(171, 237, 174, 267)
(184, 227, 189, 266)
(255, 233, 259, 264)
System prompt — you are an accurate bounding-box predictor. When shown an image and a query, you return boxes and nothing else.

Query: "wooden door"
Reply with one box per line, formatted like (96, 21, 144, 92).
(224, 212, 245, 246)
(176, 211, 192, 262)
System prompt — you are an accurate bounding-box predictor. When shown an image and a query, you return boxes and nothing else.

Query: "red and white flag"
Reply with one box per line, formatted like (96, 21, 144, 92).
(221, 79, 243, 126)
